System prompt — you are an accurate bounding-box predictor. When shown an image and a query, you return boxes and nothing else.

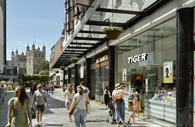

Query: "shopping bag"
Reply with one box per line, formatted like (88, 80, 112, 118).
(31, 107, 36, 119)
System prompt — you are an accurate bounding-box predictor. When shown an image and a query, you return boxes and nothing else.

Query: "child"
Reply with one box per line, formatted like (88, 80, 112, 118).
(128, 101, 135, 124)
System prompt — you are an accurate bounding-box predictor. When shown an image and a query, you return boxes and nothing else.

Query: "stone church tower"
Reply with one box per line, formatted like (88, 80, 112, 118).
(26, 44, 46, 74)
(11, 50, 26, 74)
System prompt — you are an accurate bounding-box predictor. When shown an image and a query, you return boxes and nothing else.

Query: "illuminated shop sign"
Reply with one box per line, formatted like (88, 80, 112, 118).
(128, 53, 148, 63)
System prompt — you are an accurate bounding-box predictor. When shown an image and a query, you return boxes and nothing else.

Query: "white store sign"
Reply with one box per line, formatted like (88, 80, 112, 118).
(128, 53, 148, 64)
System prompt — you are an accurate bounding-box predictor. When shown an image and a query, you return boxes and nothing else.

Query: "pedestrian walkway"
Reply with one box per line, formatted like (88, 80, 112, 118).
(0, 88, 175, 127)
(33, 88, 175, 127)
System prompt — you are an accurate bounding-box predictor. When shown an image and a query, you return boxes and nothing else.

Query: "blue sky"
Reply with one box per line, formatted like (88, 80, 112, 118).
(7, 0, 64, 60)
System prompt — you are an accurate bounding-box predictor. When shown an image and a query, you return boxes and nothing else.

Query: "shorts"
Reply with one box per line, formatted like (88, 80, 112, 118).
(37, 104, 45, 112)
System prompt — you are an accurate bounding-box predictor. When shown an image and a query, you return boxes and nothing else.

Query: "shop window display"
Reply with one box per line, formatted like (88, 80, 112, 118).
(116, 18, 176, 124)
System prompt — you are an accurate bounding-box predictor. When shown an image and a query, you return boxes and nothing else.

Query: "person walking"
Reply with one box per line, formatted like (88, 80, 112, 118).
(32, 84, 47, 126)
(69, 85, 89, 127)
(64, 83, 74, 122)
(112, 83, 128, 127)
(133, 92, 141, 119)
(6, 85, 32, 127)
(104, 86, 110, 107)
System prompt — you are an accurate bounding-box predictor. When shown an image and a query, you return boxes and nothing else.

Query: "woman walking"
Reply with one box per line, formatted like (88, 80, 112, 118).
(112, 83, 128, 127)
(64, 83, 74, 122)
(6, 85, 32, 127)
(69, 85, 89, 127)
(32, 84, 47, 126)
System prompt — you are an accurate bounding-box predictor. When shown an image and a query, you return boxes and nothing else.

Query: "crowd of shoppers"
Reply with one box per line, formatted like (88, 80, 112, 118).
(5, 80, 142, 127)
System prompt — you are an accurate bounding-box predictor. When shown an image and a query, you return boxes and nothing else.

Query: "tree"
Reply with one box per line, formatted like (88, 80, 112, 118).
(36, 60, 49, 74)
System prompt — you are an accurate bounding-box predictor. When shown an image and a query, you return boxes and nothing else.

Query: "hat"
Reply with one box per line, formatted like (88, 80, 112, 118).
(133, 92, 139, 96)
(115, 83, 123, 89)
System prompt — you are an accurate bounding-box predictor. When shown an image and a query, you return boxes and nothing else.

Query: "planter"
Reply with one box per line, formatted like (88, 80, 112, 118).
(102, 27, 123, 40)
(105, 30, 122, 40)
(70, 57, 79, 63)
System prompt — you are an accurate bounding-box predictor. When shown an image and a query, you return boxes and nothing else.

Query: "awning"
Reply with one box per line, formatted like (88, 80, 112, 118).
(52, 0, 170, 68)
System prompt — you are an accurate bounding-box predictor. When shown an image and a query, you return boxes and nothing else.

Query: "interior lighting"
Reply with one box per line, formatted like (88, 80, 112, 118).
(152, 8, 177, 23)
(134, 22, 151, 33)
(111, 33, 132, 46)
(183, 0, 195, 6)
(96, 46, 108, 54)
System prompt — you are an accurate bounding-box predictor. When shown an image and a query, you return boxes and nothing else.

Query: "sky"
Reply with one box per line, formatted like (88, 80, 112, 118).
(7, 0, 64, 61)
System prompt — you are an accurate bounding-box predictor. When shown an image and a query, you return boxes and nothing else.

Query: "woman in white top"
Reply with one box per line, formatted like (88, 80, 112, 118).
(69, 85, 89, 127)
(64, 83, 74, 121)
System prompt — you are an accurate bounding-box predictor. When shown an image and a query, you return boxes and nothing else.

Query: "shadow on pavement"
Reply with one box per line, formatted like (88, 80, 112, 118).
(28, 92, 65, 115)
(43, 123, 64, 126)
(86, 119, 107, 123)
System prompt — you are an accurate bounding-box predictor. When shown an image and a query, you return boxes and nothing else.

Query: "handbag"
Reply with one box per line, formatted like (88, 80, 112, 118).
(31, 107, 36, 119)
(69, 95, 83, 115)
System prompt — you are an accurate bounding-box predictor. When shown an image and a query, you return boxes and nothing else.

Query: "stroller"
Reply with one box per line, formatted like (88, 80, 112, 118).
(106, 97, 116, 124)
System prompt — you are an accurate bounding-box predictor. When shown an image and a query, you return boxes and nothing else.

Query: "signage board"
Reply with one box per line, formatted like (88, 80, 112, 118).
(128, 53, 148, 64)
(163, 61, 173, 83)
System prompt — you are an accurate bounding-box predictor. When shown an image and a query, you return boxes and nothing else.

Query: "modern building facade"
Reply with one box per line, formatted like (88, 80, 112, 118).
(50, 0, 195, 126)
(0, 0, 6, 74)
(26, 44, 46, 75)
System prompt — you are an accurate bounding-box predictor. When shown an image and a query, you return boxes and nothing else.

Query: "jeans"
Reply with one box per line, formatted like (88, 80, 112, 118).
(73, 108, 87, 127)
(114, 99, 125, 123)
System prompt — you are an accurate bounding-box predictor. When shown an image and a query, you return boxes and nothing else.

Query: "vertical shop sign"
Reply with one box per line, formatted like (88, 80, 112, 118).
(122, 68, 127, 81)
(163, 61, 173, 83)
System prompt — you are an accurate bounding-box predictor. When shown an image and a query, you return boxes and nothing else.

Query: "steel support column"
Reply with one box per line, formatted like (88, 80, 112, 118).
(108, 46, 115, 95)
(176, 8, 194, 127)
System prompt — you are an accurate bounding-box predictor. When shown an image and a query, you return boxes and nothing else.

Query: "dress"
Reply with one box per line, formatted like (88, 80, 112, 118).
(8, 97, 30, 127)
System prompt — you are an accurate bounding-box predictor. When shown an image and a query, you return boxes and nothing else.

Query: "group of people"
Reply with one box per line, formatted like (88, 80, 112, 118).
(6, 84, 47, 127)
(104, 83, 141, 127)
(64, 81, 90, 127)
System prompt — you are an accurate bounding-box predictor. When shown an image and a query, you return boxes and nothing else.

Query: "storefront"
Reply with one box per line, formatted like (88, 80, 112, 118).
(90, 53, 109, 102)
(116, 17, 177, 124)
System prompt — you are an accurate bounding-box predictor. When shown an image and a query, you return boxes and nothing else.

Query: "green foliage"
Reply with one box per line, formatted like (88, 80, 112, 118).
(23, 74, 49, 82)
(70, 57, 79, 63)
(101, 26, 123, 33)
(36, 60, 49, 74)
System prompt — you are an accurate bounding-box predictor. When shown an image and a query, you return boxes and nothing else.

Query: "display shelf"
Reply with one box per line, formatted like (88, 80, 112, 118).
(149, 100, 176, 123)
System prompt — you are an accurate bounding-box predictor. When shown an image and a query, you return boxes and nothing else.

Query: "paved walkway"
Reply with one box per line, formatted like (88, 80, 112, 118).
(0, 88, 176, 127)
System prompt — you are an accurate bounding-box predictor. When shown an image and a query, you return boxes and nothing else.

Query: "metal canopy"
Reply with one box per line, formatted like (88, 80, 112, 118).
(74, 36, 105, 41)
(71, 42, 97, 45)
(52, 0, 170, 68)
(79, 30, 105, 34)
(86, 20, 124, 26)
(96, 8, 140, 15)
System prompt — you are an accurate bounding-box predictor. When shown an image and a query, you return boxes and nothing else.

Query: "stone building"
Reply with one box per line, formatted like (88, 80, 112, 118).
(11, 50, 26, 75)
(26, 44, 46, 74)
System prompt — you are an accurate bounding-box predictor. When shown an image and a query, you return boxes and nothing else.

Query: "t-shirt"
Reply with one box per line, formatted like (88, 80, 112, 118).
(34, 90, 46, 105)
(74, 93, 88, 110)
(112, 89, 126, 99)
